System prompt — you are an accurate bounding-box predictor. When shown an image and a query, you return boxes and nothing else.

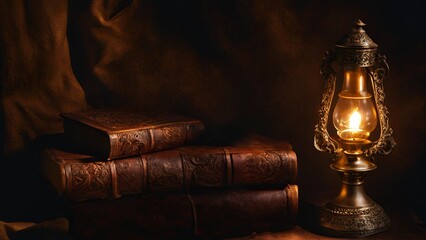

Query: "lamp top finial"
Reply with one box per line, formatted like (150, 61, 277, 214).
(355, 19, 366, 27)
(335, 19, 378, 67)
(335, 19, 378, 49)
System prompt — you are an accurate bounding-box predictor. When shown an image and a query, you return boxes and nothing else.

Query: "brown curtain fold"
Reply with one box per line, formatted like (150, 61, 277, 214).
(0, 0, 86, 155)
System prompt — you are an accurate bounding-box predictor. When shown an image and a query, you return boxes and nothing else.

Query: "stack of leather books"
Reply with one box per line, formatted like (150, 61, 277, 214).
(40, 108, 298, 239)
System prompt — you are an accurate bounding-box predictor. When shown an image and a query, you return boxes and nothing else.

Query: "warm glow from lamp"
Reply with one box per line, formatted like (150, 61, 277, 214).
(332, 68, 377, 142)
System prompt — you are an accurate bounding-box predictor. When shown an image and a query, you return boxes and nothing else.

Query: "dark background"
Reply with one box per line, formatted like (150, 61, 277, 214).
(1, 0, 425, 225)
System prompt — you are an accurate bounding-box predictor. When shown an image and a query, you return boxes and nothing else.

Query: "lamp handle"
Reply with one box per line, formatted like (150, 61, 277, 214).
(365, 53, 396, 157)
(314, 50, 342, 158)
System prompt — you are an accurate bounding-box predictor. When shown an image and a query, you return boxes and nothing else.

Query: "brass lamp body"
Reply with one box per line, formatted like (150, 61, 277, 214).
(314, 20, 396, 237)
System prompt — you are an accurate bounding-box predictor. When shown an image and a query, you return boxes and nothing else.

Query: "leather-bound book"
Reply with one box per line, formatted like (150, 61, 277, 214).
(61, 108, 204, 160)
(69, 185, 298, 239)
(41, 141, 297, 201)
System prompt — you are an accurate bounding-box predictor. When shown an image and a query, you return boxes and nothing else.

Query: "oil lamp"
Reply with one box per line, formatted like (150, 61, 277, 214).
(314, 20, 396, 237)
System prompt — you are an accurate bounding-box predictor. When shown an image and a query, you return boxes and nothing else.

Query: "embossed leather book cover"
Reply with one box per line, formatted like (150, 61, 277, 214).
(61, 108, 205, 160)
(70, 185, 298, 239)
(41, 140, 297, 201)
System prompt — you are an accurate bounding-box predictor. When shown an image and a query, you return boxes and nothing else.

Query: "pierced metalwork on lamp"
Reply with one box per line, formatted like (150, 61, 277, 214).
(314, 19, 396, 237)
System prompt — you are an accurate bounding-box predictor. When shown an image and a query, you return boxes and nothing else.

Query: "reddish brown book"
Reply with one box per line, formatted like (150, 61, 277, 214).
(61, 108, 204, 160)
(69, 185, 298, 239)
(41, 142, 297, 201)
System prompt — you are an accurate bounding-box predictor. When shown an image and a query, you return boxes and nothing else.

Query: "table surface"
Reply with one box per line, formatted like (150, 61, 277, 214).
(2, 195, 425, 240)
(228, 198, 426, 240)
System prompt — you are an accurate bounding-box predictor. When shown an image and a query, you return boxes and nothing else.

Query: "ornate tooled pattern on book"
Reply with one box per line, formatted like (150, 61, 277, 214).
(239, 152, 284, 185)
(156, 126, 186, 150)
(69, 162, 110, 199)
(272, 150, 296, 182)
(113, 130, 149, 157)
(116, 159, 143, 194)
(80, 109, 191, 129)
(182, 153, 225, 189)
(147, 155, 183, 191)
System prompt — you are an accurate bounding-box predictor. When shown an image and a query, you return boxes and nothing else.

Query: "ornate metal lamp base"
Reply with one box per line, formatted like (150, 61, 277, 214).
(316, 154, 391, 238)
(319, 201, 390, 238)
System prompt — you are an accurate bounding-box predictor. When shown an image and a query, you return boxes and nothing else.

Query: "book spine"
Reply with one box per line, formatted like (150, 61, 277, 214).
(61, 148, 297, 201)
(108, 121, 204, 159)
(69, 185, 298, 239)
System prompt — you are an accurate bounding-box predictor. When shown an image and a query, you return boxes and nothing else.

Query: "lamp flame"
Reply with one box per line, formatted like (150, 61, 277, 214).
(349, 109, 361, 130)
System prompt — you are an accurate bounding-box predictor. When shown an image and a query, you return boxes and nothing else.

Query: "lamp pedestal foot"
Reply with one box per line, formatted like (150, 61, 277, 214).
(319, 200, 390, 237)
(318, 169, 390, 237)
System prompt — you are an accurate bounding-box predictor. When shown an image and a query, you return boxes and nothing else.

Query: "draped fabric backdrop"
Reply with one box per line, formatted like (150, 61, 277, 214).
(1, 0, 425, 223)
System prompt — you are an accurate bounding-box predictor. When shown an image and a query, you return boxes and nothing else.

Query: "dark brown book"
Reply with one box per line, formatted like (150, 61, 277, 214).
(41, 142, 297, 201)
(61, 108, 204, 160)
(69, 185, 298, 239)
